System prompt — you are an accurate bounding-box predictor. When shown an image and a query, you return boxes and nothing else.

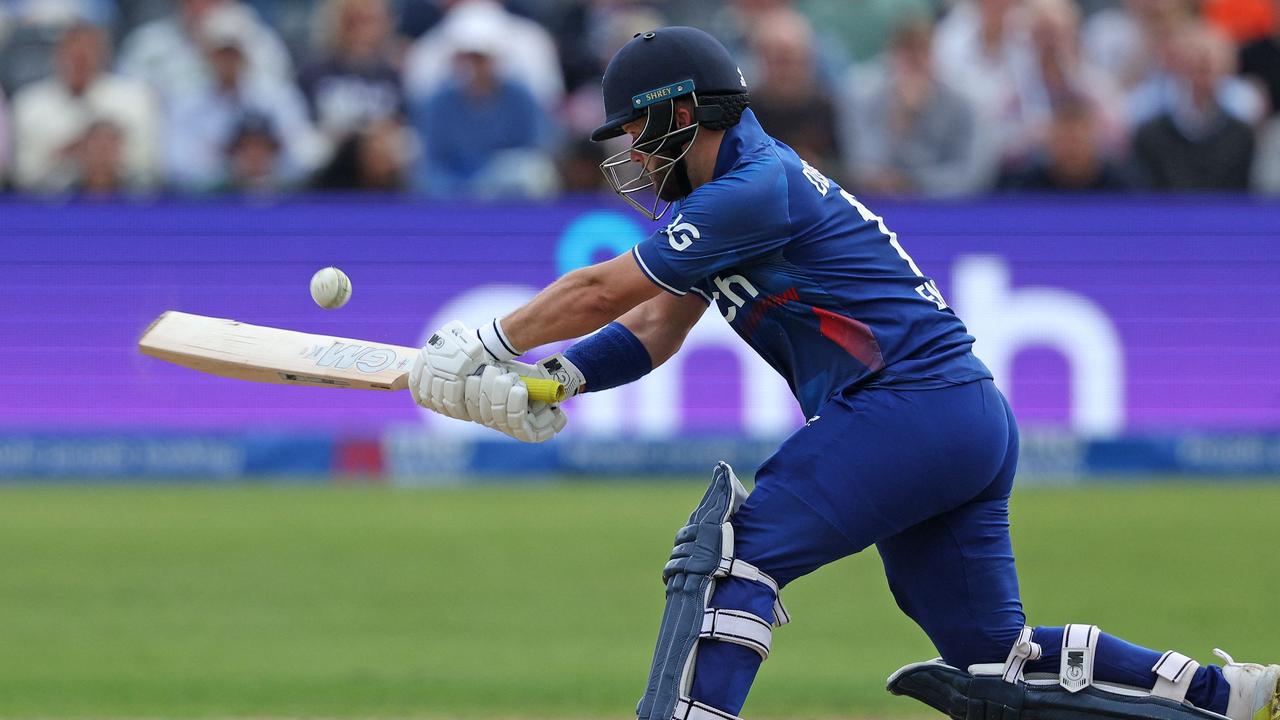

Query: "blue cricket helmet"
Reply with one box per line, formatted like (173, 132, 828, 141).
(591, 26, 748, 142)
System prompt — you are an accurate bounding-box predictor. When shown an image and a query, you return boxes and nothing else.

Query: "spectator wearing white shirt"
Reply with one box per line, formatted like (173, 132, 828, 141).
(11, 21, 160, 193)
(931, 0, 1040, 170)
(163, 4, 325, 191)
(402, 0, 563, 112)
(117, 0, 293, 109)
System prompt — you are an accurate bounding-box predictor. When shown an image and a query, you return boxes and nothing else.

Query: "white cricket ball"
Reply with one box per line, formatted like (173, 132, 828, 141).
(310, 266, 351, 309)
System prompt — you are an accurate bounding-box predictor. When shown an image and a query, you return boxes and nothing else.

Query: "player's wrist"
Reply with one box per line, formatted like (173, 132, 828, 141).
(476, 318, 522, 363)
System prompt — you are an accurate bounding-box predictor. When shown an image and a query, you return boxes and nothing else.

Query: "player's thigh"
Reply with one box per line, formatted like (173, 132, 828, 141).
(874, 395, 1025, 667)
(751, 379, 1015, 562)
(729, 478, 860, 589)
(876, 495, 1026, 667)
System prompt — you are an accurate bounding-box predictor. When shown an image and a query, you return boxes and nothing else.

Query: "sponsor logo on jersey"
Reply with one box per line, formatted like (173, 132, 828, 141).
(710, 273, 760, 322)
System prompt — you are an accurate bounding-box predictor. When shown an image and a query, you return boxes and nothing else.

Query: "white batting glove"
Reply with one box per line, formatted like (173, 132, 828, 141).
(409, 320, 488, 420)
(461, 365, 565, 442)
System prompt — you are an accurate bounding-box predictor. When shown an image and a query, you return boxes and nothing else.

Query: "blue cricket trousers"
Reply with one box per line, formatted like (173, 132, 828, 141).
(688, 379, 1229, 716)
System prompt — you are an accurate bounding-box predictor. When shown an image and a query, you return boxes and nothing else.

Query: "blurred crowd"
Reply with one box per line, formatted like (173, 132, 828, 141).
(1, 0, 1279, 199)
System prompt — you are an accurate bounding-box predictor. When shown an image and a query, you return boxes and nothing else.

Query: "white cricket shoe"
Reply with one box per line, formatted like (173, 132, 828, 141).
(1216, 649, 1280, 720)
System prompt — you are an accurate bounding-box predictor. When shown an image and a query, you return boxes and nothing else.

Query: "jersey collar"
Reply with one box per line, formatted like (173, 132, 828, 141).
(712, 107, 769, 180)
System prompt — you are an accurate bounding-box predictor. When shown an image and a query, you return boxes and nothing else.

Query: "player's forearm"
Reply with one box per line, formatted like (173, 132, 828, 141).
(502, 264, 639, 352)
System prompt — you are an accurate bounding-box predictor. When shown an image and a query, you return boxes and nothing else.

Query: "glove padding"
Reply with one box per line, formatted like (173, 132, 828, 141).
(467, 364, 567, 443)
(409, 320, 487, 420)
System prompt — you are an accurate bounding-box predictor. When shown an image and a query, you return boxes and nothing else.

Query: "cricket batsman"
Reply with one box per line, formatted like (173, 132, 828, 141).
(409, 26, 1279, 720)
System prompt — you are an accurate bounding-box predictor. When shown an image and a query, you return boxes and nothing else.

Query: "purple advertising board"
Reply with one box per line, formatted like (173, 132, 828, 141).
(3, 196, 1278, 438)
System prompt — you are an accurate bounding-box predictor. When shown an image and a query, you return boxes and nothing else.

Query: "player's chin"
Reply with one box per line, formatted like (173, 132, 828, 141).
(654, 173, 687, 201)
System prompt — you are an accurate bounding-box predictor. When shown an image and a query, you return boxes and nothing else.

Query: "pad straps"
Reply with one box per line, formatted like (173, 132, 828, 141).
(715, 550, 790, 626)
(1002, 626, 1043, 683)
(1060, 624, 1101, 693)
(701, 608, 773, 660)
(674, 698, 742, 720)
(1151, 651, 1200, 703)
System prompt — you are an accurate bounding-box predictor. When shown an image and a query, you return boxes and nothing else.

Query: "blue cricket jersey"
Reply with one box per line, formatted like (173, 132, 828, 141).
(631, 109, 992, 418)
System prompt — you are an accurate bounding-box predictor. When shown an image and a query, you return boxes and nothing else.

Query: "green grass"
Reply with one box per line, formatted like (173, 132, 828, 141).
(0, 479, 1277, 718)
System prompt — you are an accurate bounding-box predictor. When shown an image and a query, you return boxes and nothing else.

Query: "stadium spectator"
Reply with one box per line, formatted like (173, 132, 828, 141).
(1083, 0, 1195, 106)
(745, 8, 840, 175)
(1023, 0, 1126, 156)
(843, 16, 995, 196)
(1131, 23, 1255, 191)
(312, 117, 412, 191)
(1254, 116, 1280, 191)
(1117, 11, 1266, 128)
(694, 0, 847, 90)
(402, 0, 563, 112)
(221, 112, 288, 193)
(931, 0, 1042, 170)
(0, 0, 118, 91)
(117, 0, 293, 109)
(409, 16, 554, 197)
(71, 118, 127, 196)
(163, 4, 324, 191)
(300, 0, 405, 142)
(999, 97, 1134, 191)
(1239, 0, 1280, 116)
(10, 22, 160, 193)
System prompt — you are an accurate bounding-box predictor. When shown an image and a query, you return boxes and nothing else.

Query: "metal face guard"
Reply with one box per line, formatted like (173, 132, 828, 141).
(599, 95, 700, 221)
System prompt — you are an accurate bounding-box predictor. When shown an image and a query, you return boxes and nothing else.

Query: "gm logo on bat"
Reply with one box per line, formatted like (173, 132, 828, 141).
(300, 342, 411, 374)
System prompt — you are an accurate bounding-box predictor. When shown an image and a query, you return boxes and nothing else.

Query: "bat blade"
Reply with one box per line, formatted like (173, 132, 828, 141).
(138, 311, 566, 403)
(139, 310, 417, 390)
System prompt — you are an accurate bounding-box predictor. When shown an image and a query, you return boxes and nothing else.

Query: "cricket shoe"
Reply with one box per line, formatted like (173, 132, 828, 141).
(1215, 649, 1280, 720)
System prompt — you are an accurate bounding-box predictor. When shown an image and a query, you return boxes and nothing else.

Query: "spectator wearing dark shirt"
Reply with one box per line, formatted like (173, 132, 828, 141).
(1000, 98, 1133, 191)
(300, 0, 406, 142)
(1238, 0, 1280, 115)
(313, 117, 411, 191)
(745, 8, 841, 176)
(1132, 22, 1255, 190)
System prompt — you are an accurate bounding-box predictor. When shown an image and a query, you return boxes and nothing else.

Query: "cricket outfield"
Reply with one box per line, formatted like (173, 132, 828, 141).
(1, 479, 1277, 719)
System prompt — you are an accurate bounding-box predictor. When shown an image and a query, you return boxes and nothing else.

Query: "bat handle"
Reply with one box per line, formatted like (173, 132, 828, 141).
(521, 376, 567, 403)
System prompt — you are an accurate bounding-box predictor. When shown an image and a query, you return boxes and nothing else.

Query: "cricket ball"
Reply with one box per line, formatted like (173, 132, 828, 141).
(310, 266, 352, 309)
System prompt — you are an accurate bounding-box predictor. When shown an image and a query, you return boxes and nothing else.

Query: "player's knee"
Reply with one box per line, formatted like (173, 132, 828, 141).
(709, 576, 784, 626)
(935, 627, 1023, 671)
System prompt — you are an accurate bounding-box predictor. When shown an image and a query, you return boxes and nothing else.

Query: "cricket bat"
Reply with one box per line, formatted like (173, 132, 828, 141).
(138, 311, 566, 403)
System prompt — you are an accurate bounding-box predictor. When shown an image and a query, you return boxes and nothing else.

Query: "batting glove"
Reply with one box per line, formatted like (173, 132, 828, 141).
(410, 320, 488, 420)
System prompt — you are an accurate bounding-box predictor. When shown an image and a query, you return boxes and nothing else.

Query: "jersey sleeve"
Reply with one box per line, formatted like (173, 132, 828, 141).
(631, 160, 792, 296)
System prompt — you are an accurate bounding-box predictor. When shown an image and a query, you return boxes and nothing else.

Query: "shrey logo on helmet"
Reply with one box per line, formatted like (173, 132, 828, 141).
(591, 27, 751, 221)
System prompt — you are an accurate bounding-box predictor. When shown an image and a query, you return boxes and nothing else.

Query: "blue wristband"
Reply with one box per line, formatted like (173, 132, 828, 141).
(563, 322, 653, 393)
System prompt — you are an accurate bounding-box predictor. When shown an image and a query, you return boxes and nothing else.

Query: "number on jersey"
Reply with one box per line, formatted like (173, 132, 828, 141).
(839, 188, 948, 310)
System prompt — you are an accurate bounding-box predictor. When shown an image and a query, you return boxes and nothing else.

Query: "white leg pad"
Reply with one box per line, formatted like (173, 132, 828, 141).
(1152, 651, 1200, 703)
